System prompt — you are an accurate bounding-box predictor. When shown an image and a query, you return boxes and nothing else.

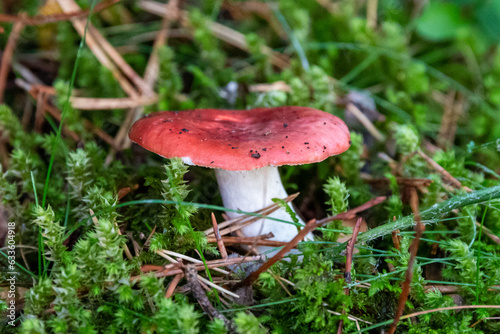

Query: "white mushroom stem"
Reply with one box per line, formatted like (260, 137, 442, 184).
(215, 166, 314, 255)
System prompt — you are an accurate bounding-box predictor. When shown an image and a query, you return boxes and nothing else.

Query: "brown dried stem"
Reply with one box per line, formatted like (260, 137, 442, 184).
(417, 150, 472, 192)
(207, 235, 288, 248)
(165, 273, 183, 298)
(337, 217, 363, 334)
(185, 264, 236, 333)
(388, 188, 425, 334)
(211, 212, 228, 259)
(0, 18, 24, 103)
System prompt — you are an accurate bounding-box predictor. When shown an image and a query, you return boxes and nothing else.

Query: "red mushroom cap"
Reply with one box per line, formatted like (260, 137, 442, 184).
(129, 107, 350, 171)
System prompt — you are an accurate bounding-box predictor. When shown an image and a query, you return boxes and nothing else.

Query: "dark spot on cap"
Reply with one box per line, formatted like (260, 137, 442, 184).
(304, 142, 309, 145)
(251, 153, 261, 159)
(262, 148, 267, 151)
(179, 132, 183, 134)
(211, 161, 214, 164)
(307, 147, 310, 149)
(232, 147, 238, 149)
(250, 150, 253, 153)
(283, 123, 288, 128)
(282, 146, 285, 149)
(324, 122, 326, 125)
(285, 136, 288, 138)
(181, 128, 189, 132)
(323, 146, 327, 150)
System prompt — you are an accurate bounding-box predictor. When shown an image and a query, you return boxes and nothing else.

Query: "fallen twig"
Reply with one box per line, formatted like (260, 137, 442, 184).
(346, 103, 385, 142)
(212, 213, 228, 259)
(165, 273, 183, 298)
(388, 188, 425, 334)
(207, 235, 288, 248)
(0, 18, 24, 103)
(204, 193, 299, 236)
(337, 217, 363, 334)
(186, 264, 237, 333)
(417, 150, 472, 192)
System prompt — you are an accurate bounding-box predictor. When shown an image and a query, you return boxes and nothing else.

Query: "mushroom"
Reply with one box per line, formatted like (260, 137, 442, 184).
(129, 107, 350, 255)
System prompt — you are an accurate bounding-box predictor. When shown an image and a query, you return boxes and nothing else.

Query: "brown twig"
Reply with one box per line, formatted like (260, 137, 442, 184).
(388, 188, 425, 334)
(207, 235, 288, 248)
(316, 196, 387, 225)
(346, 103, 385, 142)
(364, 177, 433, 188)
(235, 218, 317, 289)
(366, 0, 378, 29)
(475, 222, 500, 245)
(131, 255, 266, 281)
(234, 195, 384, 289)
(417, 150, 472, 192)
(424, 285, 500, 294)
(391, 229, 401, 251)
(399, 305, 500, 320)
(337, 217, 363, 334)
(185, 264, 237, 333)
(0, 18, 24, 103)
(211, 213, 228, 259)
(204, 193, 299, 236)
(165, 273, 183, 298)
(68, 96, 158, 110)
(0, 0, 119, 25)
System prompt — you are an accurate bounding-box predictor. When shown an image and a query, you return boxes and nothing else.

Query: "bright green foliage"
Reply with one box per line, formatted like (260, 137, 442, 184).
(159, 159, 197, 234)
(73, 218, 129, 292)
(19, 317, 47, 334)
(53, 80, 86, 137)
(393, 124, 419, 155)
(66, 149, 92, 200)
(49, 264, 93, 333)
(32, 206, 67, 264)
(149, 297, 201, 334)
(245, 33, 271, 81)
(24, 278, 54, 316)
(272, 198, 299, 226)
(322, 176, 349, 241)
(156, 46, 184, 111)
(288, 66, 335, 112)
(289, 254, 350, 331)
(76, 49, 124, 99)
(147, 159, 216, 255)
(234, 312, 267, 334)
(0, 104, 25, 145)
(339, 132, 364, 185)
(81, 186, 119, 224)
(207, 318, 228, 334)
